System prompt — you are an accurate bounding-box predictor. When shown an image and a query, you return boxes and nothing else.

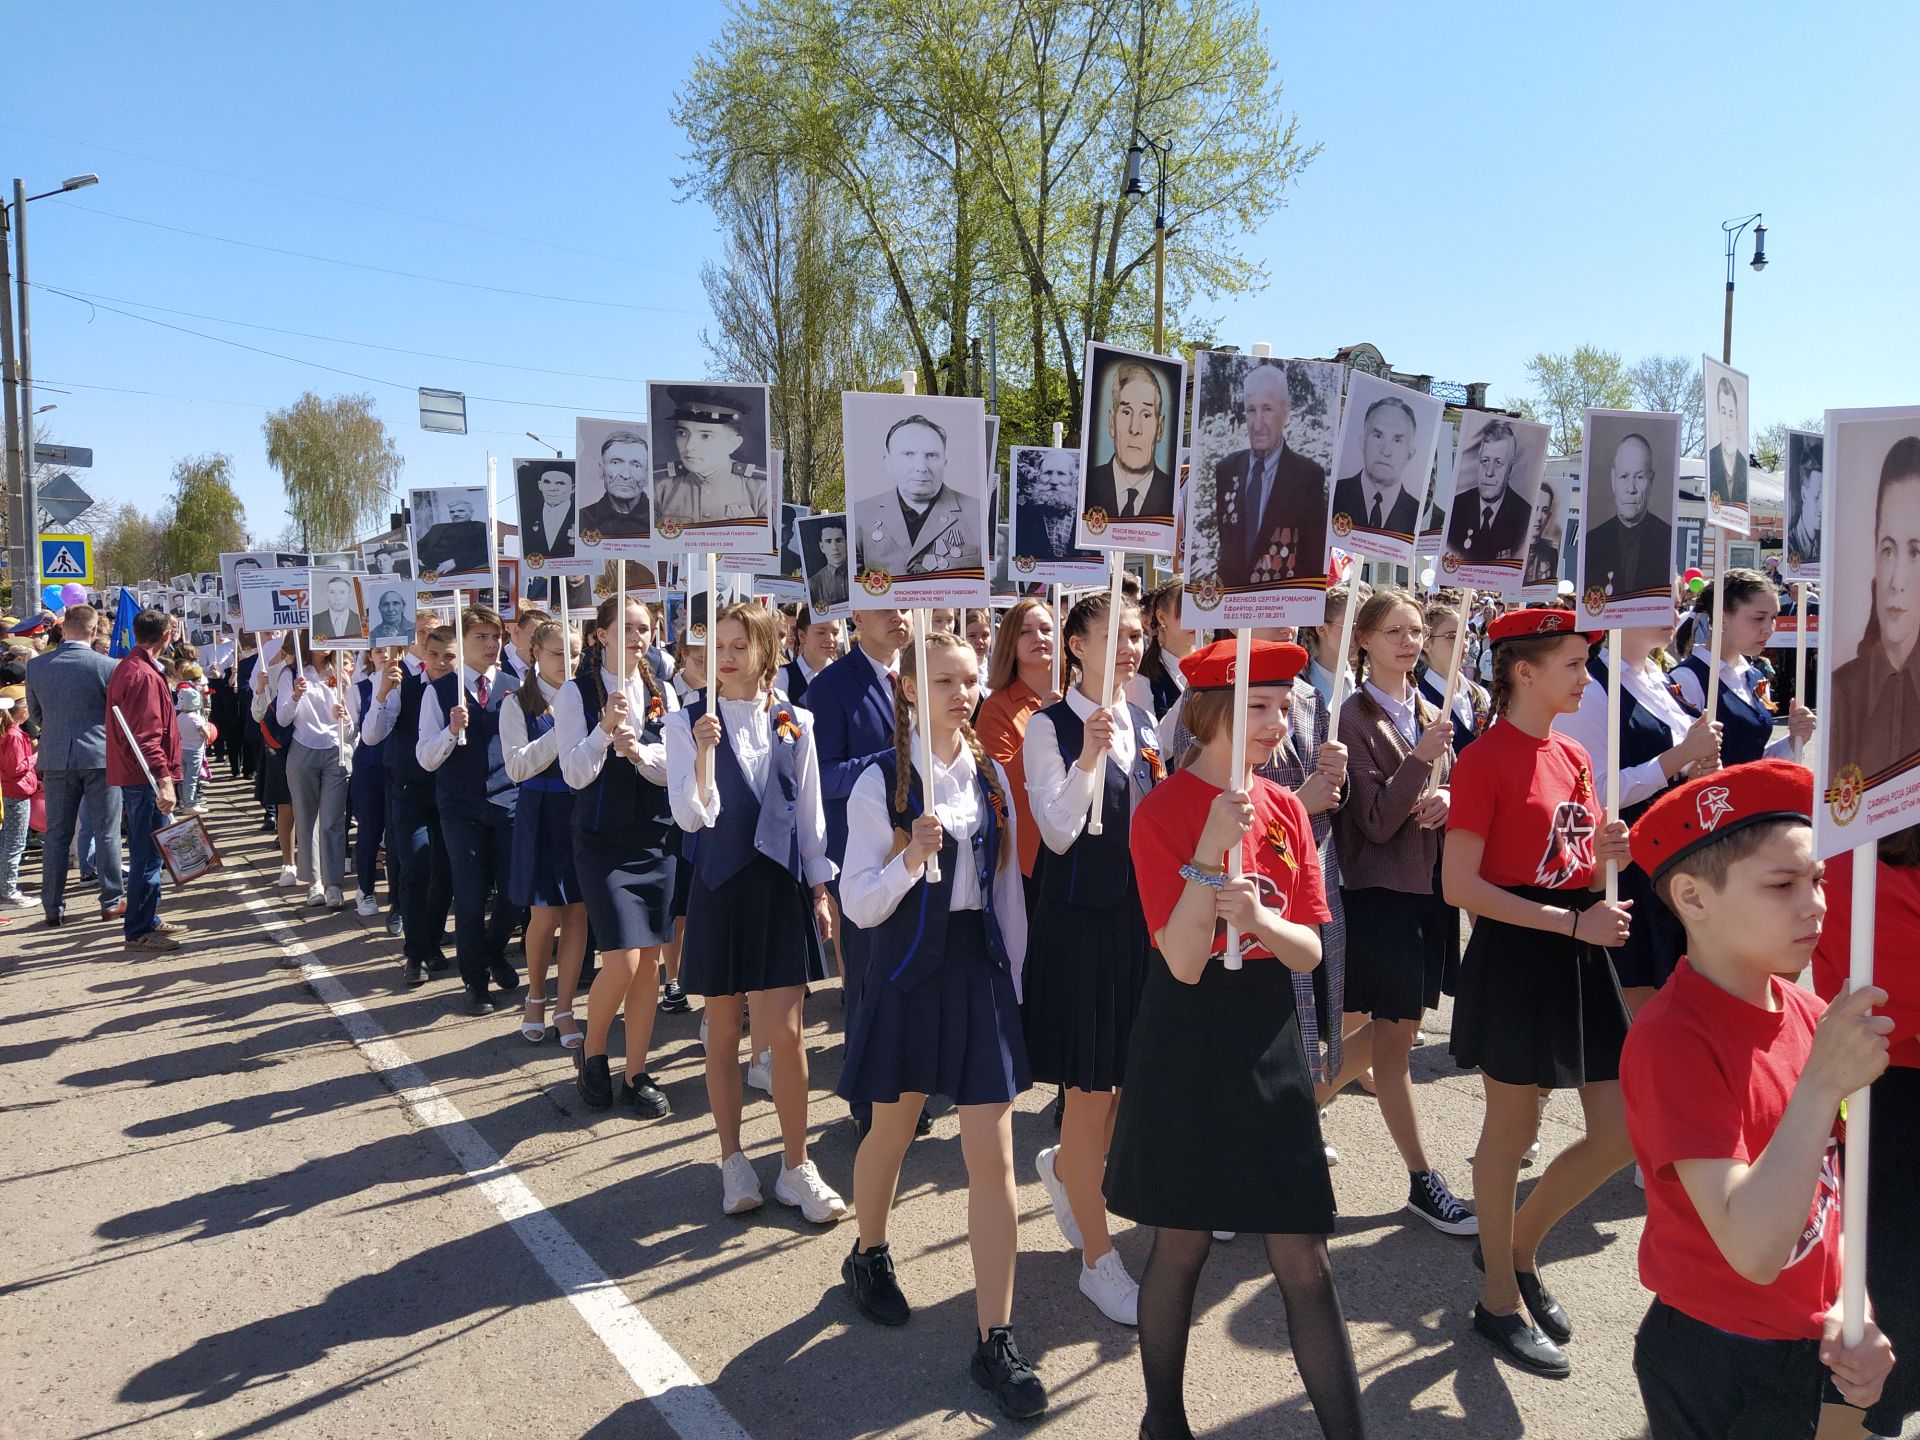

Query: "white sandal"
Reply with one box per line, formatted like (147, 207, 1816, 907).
(555, 1009, 584, 1050)
(520, 998, 549, 1044)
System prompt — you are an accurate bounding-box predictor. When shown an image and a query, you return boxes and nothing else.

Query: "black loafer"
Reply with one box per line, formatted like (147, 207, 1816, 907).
(43, 910, 65, 928)
(426, 952, 453, 974)
(1472, 1244, 1572, 1342)
(489, 961, 520, 993)
(464, 987, 497, 1016)
(621, 1073, 670, 1119)
(576, 1051, 614, 1110)
(971, 1324, 1047, 1419)
(1472, 1304, 1569, 1378)
(843, 1240, 911, 1327)
(386, 912, 403, 937)
(403, 960, 428, 987)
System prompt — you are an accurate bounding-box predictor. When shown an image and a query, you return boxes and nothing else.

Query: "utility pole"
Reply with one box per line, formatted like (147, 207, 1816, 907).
(14, 179, 39, 598)
(0, 197, 22, 600)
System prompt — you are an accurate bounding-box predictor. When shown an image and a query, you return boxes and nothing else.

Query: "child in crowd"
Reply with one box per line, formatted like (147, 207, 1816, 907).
(0, 696, 37, 906)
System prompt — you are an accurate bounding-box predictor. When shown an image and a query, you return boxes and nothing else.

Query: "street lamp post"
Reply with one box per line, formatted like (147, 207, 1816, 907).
(525, 431, 564, 459)
(1720, 212, 1767, 365)
(1122, 136, 1170, 353)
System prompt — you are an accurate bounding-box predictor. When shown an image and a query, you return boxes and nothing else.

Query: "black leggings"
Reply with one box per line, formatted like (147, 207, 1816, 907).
(1138, 1227, 1367, 1440)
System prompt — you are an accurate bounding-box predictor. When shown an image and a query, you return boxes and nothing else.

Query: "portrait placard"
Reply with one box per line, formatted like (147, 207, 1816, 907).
(1010, 446, 1104, 586)
(1324, 372, 1447, 568)
(219, 552, 279, 621)
(359, 538, 413, 580)
(514, 457, 593, 574)
(842, 392, 990, 608)
(408, 485, 492, 585)
(574, 416, 657, 562)
(1521, 473, 1571, 599)
(1438, 411, 1553, 594)
(1784, 428, 1824, 580)
(307, 570, 371, 650)
(587, 557, 663, 606)
(645, 381, 773, 557)
(1075, 341, 1187, 556)
(796, 512, 854, 620)
(238, 567, 308, 632)
(153, 814, 222, 885)
(1814, 405, 1920, 858)
(362, 577, 419, 645)
(1179, 354, 1342, 627)
(1576, 409, 1682, 626)
(1417, 421, 1457, 551)
(1702, 356, 1752, 535)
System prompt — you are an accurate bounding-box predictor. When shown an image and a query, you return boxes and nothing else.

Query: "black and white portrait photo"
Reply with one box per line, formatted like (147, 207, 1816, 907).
(1441, 411, 1551, 590)
(1180, 353, 1342, 627)
(525, 573, 596, 617)
(513, 458, 579, 567)
(308, 571, 370, 648)
(779, 501, 810, 579)
(1816, 406, 1920, 858)
(1703, 356, 1751, 535)
(1076, 341, 1187, 554)
(1785, 429, 1824, 579)
(196, 572, 220, 596)
(842, 391, 989, 607)
(574, 416, 655, 558)
(365, 582, 417, 643)
(796, 512, 853, 619)
(408, 486, 491, 583)
(360, 539, 413, 580)
(1327, 371, 1446, 566)
(1523, 477, 1565, 592)
(1010, 446, 1103, 585)
(220, 551, 276, 620)
(1578, 409, 1681, 624)
(646, 382, 773, 554)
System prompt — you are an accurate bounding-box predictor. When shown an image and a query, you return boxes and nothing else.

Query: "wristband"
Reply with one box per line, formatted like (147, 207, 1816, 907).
(1567, 908, 1578, 937)
(1180, 862, 1228, 890)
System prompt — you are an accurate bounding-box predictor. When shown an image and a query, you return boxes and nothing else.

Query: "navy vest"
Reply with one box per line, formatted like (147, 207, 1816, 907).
(684, 697, 802, 887)
(388, 669, 431, 788)
(570, 669, 674, 837)
(353, 676, 388, 768)
(1146, 659, 1181, 719)
(866, 750, 1012, 992)
(516, 705, 569, 793)
(1035, 698, 1159, 910)
(1417, 668, 1482, 754)
(1677, 653, 1772, 765)
(1591, 657, 1697, 825)
(429, 668, 519, 817)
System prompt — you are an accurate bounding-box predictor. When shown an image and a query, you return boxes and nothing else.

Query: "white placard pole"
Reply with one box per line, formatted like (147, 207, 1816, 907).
(703, 560, 718, 793)
(334, 649, 348, 751)
(1052, 416, 1068, 696)
(487, 456, 501, 606)
(1793, 582, 1810, 764)
(1223, 626, 1253, 971)
(1087, 549, 1125, 836)
(1605, 634, 1622, 904)
(900, 366, 941, 883)
(1323, 585, 1362, 728)
(111, 706, 163, 800)
(451, 589, 467, 746)
(1704, 529, 1728, 721)
(558, 598, 572, 678)
(1841, 845, 1877, 1347)
(1437, 587, 1476, 726)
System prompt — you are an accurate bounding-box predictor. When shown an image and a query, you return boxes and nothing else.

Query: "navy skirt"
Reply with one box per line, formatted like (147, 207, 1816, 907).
(1020, 884, 1148, 1092)
(574, 820, 676, 951)
(258, 743, 293, 808)
(509, 785, 580, 909)
(1608, 862, 1686, 991)
(679, 855, 826, 997)
(837, 913, 1031, 1107)
(1342, 886, 1443, 1023)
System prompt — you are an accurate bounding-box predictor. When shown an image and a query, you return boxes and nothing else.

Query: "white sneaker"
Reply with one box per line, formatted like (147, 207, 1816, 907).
(2, 890, 29, 907)
(746, 1049, 773, 1094)
(1634, 1164, 1645, 1190)
(1212, 1231, 1236, 1242)
(276, 866, 300, 888)
(1414, 1029, 1429, 1046)
(303, 885, 326, 906)
(355, 893, 379, 918)
(1078, 1249, 1139, 1325)
(1324, 1143, 1340, 1167)
(720, 1151, 763, 1215)
(325, 886, 346, 908)
(1034, 1145, 1083, 1250)
(773, 1159, 849, 1224)
(699, 1015, 708, 1052)
(1523, 1139, 1542, 1166)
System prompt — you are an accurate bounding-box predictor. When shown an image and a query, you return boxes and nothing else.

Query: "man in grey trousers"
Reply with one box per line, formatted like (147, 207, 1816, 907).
(24, 605, 126, 926)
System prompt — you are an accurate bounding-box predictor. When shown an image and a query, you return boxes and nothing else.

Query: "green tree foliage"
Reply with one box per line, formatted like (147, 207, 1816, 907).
(674, 0, 1314, 447)
(1506, 347, 1633, 456)
(93, 501, 169, 587)
(159, 454, 249, 576)
(1627, 354, 1705, 457)
(263, 392, 404, 552)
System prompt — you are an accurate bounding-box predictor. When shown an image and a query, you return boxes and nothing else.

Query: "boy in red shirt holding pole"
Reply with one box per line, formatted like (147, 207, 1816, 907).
(1621, 760, 1894, 1439)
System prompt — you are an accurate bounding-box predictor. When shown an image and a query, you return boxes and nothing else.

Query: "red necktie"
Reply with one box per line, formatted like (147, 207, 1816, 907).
(475, 675, 490, 707)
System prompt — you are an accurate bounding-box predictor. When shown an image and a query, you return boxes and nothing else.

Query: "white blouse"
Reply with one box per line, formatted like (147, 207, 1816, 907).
(500, 675, 566, 782)
(274, 664, 354, 752)
(553, 666, 674, 790)
(1555, 648, 1697, 810)
(662, 696, 835, 888)
(1022, 686, 1143, 856)
(840, 732, 1028, 988)
(417, 664, 504, 773)
(1670, 654, 1796, 761)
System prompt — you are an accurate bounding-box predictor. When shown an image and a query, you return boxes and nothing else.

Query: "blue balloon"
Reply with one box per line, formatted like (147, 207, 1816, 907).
(42, 584, 66, 611)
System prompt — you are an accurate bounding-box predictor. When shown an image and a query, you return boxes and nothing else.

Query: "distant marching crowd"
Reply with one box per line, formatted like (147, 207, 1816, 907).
(6, 571, 1915, 1440)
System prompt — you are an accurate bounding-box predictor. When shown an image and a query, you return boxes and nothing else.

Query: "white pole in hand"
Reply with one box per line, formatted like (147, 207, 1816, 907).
(703, 559, 718, 793)
(1437, 587, 1476, 729)
(1605, 632, 1622, 904)
(335, 649, 349, 752)
(1088, 550, 1125, 836)
(1223, 627, 1252, 971)
(1704, 530, 1728, 721)
(452, 589, 467, 746)
(1049, 584, 1062, 696)
(1841, 844, 1877, 1347)
(1793, 582, 1810, 764)
(1324, 584, 1362, 727)
(900, 365, 940, 884)
(111, 705, 164, 800)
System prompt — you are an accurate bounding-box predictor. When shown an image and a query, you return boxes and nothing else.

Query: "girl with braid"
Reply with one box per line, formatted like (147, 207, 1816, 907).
(836, 629, 1042, 1421)
(555, 595, 680, 1119)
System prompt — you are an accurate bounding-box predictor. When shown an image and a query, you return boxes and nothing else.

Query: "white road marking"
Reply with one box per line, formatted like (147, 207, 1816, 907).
(241, 894, 752, 1440)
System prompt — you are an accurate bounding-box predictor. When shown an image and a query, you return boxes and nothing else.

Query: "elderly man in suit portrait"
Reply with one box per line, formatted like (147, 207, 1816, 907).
(521, 463, 577, 560)
(1211, 361, 1328, 588)
(1445, 418, 1532, 561)
(1332, 395, 1422, 538)
(1584, 431, 1674, 597)
(415, 495, 489, 576)
(1083, 361, 1175, 523)
(24, 604, 125, 925)
(853, 414, 982, 579)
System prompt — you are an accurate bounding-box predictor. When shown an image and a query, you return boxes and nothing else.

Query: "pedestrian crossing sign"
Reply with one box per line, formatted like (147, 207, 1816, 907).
(39, 533, 95, 586)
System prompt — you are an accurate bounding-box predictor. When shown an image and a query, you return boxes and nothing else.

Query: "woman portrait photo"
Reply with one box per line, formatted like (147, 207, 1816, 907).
(1828, 432, 1920, 791)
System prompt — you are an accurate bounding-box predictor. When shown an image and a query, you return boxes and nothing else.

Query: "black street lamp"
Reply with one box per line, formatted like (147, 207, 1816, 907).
(1122, 135, 1170, 352)
(1721, 212, 1767, 364)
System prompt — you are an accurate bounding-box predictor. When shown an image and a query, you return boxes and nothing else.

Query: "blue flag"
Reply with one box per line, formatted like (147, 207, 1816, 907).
(109, 586, 139, 658)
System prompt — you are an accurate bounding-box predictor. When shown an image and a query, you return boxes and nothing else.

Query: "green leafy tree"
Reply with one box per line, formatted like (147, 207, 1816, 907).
(1627, 354, 1705, 456)
(158, 454, 249, 576)
(93, 501, 169, 587)
(1508, 347, 1633, 456)
(263, 392, 404, 552)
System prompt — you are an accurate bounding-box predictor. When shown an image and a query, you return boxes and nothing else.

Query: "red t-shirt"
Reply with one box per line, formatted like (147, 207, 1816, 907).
(1620, 959, 1842, 1341)
(1446, 720, 1597, 890)
(1131, 769, 1331, 959)
(1812, 849, 1920, 1070)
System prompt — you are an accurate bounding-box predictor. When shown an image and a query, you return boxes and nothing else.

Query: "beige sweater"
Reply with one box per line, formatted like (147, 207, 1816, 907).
(1333, 682, 1451, 894)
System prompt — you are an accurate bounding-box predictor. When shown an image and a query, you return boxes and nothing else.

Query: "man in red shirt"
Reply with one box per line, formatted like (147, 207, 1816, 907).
(1623, 761, 1893, 1438)
(105, 609, 184, 952)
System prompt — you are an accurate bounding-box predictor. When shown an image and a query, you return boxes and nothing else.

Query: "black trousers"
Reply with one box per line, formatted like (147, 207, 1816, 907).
(391, 778, 451, 966)
(439, 801, 524, 991)
(1634, 1299, 1827, 1440)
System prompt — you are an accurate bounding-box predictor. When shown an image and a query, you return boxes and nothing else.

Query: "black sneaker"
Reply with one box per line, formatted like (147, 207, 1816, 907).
(403, 959, 428, 987)
(658, 981, 691, 1014)
(489, 960, 520, 993)
(386, 912, 403, 937)
(427, 952, 453, 974)
(576, 1052, 614, 1110)
(1471, 1244, 1572, 1342)
(1407, 1169, 1479, 1236)
(464, 986, 503, 1016)
(842, 1240, 911, 1327)
(1471, 1304, 1569, 1378)
(971, 1325, 1047, 1419)
(916, 1107, 934, 1138)
(621, 1073, 671, 1119)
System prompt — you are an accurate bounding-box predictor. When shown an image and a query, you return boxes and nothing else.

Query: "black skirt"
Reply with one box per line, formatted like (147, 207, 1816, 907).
(1862, 1066, 1920, 1436)
(1608, 862, 1686, 991)
(679, 855, 826, 997)
(1449, 885, 1630, 1089)
(1020, 884, 1149, 1092)
(1342, 886, 1443, 1023)
(1106, 951, 1335, 1236)
(258, 743, 292, 808)
(574, 821, 676, 951)
(508, 786, 580, 909)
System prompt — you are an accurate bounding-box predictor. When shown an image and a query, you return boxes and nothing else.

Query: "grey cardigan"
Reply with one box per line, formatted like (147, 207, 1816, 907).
(1332, 682, 1451, 894)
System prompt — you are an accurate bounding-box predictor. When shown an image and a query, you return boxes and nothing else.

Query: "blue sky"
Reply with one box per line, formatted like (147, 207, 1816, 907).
(7, 1, 1913, 544)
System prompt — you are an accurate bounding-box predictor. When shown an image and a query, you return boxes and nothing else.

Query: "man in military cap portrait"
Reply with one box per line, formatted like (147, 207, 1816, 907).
(577, 429, 652, 540)
(652, 388, 770, 528)
(852, 413, 983, 579)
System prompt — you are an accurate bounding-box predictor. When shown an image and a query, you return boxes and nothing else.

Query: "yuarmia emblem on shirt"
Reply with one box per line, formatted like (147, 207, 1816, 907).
(1533, 801, 1595, 889)
(1787, 1138, 1842, 1269)
(1263, 819, 1298, 871)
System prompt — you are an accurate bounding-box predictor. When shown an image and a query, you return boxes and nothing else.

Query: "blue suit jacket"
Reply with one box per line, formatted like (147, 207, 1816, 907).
(805, 646, 895, 865)
(24, 640, 118, 771)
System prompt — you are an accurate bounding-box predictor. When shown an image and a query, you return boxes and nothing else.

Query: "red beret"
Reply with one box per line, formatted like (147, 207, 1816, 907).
(1487, 608, 1603, 647)
(1180, 637, 1308, 691)
(1629, 759, 1814, 882)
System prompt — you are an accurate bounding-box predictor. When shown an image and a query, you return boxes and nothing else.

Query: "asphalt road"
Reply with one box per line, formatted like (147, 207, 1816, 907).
(4, 770, 1894, 1440)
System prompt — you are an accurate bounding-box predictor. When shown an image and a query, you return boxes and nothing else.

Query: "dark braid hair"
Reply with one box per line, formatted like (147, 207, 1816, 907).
(515, 620, 564, 724)
(1139, 576, 1184, 687)
(891, 629, 1010, 871)
(1670, 566, 1774, 663)
(578, 594, 665, 724)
